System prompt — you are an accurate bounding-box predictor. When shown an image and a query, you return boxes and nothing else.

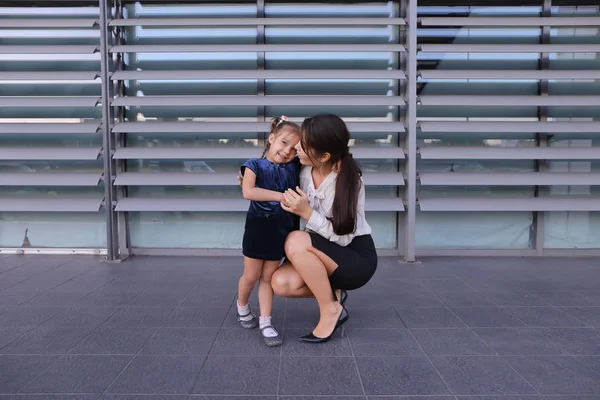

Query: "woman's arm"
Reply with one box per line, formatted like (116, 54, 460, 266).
(241, 169, 284, 202)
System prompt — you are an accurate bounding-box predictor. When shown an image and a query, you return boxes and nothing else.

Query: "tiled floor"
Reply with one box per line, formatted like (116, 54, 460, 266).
(1, 254, 600, 399)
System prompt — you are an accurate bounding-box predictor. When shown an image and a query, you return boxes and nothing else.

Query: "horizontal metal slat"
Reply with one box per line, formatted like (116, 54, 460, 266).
(0, 122, 101, 134)
(419, 147, 600, 160)
(111, 70, 406, 80)
(114, 172, 404, 186)
(419, 96, 600, 107)
(0, 97, 100, 108)
(110, 44, 405, 53)
(0, 18, 98, 28)
(110, 17, 406, 26)
(0, 147, 101, 161)
(419, 121, 600, 134)
(419, 44, 600, 53)
(112, 95, 404, 107)
(113, 147, 404, 160)
(0, 197, 103, 212)
(419, 172, 600, 186)
(0, 45, 98, 54)
(113, 121, 405, 133)
(0, 72, 100, 81)
(419, 197, 600, 212)
(115, 197, 404, 212)
(419, 17, 600, 27)
(0, 173, 102, 186)
(419, 70, 600, 80)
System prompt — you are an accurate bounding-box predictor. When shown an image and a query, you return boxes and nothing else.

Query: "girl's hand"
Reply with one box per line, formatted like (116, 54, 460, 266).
(281, 186, 313, 220)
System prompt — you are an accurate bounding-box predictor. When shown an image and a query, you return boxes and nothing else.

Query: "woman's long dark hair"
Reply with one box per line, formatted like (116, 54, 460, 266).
(301, 114, 362, 236)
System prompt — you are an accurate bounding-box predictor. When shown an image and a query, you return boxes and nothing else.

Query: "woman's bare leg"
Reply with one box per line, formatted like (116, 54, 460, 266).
(283, 231, 344, 338)
(271, 262, 313, 298)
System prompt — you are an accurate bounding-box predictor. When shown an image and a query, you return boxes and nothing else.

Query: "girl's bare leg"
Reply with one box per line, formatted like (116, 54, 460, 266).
(238, 257, 263, 306)
(258, 260, 280, 317)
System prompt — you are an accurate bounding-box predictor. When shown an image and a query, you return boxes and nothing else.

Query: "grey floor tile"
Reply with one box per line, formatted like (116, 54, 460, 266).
(527, 291, 600, 307)
(395, 308, 466, 328)
(578, 356, 600, 375)
(284, 306, 320, 329)
(412, 328, 495, 356)
(473, 328, 568, 355)
(485, 291, 550, 307)
(190, 397, 276, 400)
(21, 355, 132, 394)
(537, 328, 600, 355)
(506, 307, 588, 328)
(451, 307, 527, 328)
(503, 356, 600, 395)
(192, 356, 279, 395)
(49, 306, 119, 327)
(348, 328, 422, 357)
(69, 327, 157, 355)
(0, 355, 59, 393)
(209, 328, 281, 356)
(367, 397, 454, 400)
(106, 355, 205, 394)
(345, 307, 405, 329)
(282, 328, 352, 356)
(454, 397, 544, 400)
(103, 307, 175, 328)
(435, 291, 497, 307)
(559, 308, 600, 327)
(0, 307, 64, 327)
(542, 396, 600, 400)
(22, 291, 91, 307)
(356, 356, 450, 396)
(127, 291, 188, 307)
(279, 357, 362, 396)
(0, 325, 36, 349)
(163, 306, 229, 328)
(77, 288, 141, 307)
(180, 289, 236, 308)
(11, 395, 100, 400)
(140, 327, 219, 356)
(430, 356, 537, 395)
(386, 291, 445, 308)
(419, 278, 476, 292)
(101, 395, 187, 400)
(0, 324, 96, 354)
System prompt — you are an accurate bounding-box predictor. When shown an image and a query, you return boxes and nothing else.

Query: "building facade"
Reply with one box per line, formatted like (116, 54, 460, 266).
(0, 0, 598, 261)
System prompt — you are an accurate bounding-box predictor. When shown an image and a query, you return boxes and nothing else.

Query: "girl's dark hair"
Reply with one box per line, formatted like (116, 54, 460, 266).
(301, 114, 362, 236)
(261, 116, 300, 158)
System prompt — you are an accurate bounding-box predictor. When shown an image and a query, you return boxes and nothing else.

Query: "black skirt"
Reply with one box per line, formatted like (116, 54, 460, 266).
(242, 211, 291, 261)
(308, 233, 378, 291)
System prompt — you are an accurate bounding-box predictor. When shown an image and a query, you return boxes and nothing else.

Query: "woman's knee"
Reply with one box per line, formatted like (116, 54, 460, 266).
(271, 270, 291, 296)
(284, 230, 311, 258)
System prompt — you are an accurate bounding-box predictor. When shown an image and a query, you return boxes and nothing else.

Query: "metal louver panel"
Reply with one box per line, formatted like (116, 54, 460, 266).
(419, 96, 600, 107)
(0, 123, 101, 134)
(112, 96, 404, 107)
(113, 122, 406, 133)
(113, 147, 404, 160)
(114, 172, 404, 186)
(419, 121, 600, 134)
(110, 17, 406, 26)
(0, 72, 100, 81)
(0, 45, 98, 54)
(0, 197, 104, 212)
(419, 70, 600, 80)
(419, 172, 600, 186)
(0, 97, 100, 108)
(0, 148, 101, 161)
(0, 173, 102, 186)
(116, 197, 404, 212)
(0, 19, 98, 28)
(419, 17, 600, 26)
(110, 44, 405, 53)
(419, 197, 600, 212)
(111, 70, 406, 80)
(419, 44, 600, 53)
(419, 147, 599, 160)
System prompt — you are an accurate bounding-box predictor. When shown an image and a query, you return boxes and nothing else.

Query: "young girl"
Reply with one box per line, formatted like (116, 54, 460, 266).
(237, 116, 301, 346)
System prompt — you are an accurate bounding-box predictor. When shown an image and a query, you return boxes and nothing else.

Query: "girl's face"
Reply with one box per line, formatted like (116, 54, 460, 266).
(267, 127, 300, 164)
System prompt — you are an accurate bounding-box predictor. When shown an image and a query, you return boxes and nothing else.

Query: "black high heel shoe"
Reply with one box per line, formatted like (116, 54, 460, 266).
(339, 289, 348, 306)
(299, 306, 349, 344)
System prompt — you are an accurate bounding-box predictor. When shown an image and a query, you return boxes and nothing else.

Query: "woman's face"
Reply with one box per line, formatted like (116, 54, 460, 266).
(295, 141, 313, 166)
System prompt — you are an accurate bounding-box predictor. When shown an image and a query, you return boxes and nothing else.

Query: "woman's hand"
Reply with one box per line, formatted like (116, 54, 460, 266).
(236, 172, 243, 187)
(281, 186, 313, 221)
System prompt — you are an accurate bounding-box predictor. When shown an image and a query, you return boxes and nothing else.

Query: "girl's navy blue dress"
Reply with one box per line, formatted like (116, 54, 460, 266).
(241, 157, 301, 261)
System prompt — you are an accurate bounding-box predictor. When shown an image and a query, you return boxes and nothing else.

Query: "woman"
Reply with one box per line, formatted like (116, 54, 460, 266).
(275, 114, 378, 343)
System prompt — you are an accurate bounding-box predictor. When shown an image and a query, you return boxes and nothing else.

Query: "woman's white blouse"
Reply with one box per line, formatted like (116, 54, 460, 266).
(300, 166, 372, 247)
